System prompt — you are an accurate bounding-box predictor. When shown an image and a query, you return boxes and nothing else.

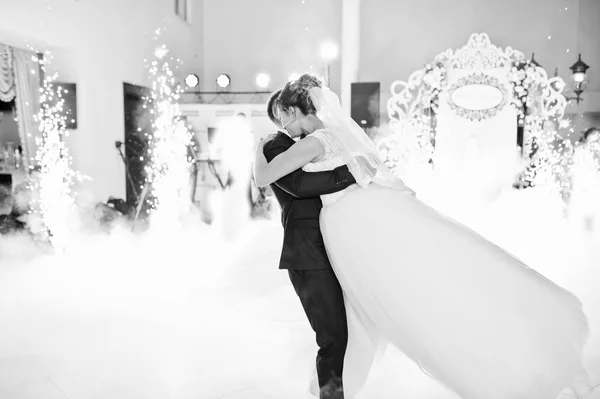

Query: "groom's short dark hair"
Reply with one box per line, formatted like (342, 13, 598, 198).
(267, 89, 282, 128)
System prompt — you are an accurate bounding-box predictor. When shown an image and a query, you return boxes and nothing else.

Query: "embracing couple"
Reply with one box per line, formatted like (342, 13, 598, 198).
(253, 74, 597, 399)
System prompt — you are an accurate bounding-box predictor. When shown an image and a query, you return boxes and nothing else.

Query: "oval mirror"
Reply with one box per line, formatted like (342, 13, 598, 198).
(450, 84, 505, 111)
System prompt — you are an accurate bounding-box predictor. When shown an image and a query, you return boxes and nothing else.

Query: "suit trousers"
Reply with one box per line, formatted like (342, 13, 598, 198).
(288, 269, 348, 399)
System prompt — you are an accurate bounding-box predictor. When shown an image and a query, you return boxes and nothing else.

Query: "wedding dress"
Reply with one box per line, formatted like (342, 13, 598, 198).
(303, 128, 592, 399)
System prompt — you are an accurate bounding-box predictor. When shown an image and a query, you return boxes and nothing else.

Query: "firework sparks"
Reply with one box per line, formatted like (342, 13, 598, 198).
(32, 53, 78, 252)
(142, 44, 194, 229)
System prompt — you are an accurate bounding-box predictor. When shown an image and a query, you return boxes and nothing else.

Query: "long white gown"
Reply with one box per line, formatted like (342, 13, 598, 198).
(303, 129, 593, 399)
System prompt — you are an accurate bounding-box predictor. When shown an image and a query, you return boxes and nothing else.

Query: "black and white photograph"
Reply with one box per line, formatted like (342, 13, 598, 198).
(0, 0, 599, 398)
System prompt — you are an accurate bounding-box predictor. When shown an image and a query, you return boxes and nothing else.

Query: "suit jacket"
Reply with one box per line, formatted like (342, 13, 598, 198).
(263, 132, 356, 270)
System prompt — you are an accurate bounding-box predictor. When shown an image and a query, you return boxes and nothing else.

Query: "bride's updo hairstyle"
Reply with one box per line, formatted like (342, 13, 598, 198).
(278, 74, 322, 115)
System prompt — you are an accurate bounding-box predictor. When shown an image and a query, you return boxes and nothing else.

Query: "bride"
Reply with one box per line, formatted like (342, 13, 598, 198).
(253, 74, 595, 399)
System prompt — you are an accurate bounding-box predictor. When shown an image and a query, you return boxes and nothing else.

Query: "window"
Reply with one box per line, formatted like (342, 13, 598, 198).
(175, 0, 190, 24)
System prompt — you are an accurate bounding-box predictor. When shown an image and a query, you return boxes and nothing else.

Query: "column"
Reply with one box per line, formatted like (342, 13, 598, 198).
(341, 0, 361, 113)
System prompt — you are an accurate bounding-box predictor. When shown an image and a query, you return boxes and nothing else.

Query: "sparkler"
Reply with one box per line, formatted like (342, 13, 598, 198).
(140, 43, 194, 229)
(32, 53, 77, 252)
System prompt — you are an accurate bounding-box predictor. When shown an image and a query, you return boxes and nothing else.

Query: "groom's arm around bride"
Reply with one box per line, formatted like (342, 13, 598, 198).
(263, 137, 354, 198)
(256, 89, 356, 399)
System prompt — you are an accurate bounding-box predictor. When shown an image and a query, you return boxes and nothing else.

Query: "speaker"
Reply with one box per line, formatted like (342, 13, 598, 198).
(0, 173, 12, 190)
(351, 82, 380, 128)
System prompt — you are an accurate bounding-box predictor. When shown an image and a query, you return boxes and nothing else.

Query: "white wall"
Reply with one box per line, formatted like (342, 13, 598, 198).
(0, 0, 203, 202)
(359, 0, 600, 121)
(2, 0, 598, 200)
(199, 0, 599, 121)
(201, 0, 342, 95)
(570, 0, 600, 115)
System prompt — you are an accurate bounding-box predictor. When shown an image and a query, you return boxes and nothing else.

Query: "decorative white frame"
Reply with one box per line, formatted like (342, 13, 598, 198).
(447, 73, 508, 122)
(378, 33, 570, 193)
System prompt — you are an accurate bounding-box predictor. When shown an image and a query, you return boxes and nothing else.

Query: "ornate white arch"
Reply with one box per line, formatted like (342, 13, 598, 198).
(378, 33, 570, 194)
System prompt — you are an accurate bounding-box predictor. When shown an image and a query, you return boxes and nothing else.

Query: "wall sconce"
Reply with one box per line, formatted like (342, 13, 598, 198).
(566, 54, 590, 105)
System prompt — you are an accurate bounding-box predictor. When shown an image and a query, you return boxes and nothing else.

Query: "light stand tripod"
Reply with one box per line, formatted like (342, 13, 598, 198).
(115, 140, 140, 201)
(114, 140, 149, 229)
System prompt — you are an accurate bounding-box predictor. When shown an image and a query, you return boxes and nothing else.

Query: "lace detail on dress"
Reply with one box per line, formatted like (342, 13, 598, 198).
(303, 129, 344, 172)
(311, 129, 337, 156)
(303, 129, 357, 206)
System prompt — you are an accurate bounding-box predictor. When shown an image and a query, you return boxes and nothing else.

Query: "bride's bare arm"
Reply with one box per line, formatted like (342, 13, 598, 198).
(253, 136, 325, 187)
(265, 142, 357, 198)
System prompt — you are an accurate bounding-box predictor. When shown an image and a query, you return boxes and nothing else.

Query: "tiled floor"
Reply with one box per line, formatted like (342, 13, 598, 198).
(2, 352, 596, 399)
(1, 223, 599, 399)
(0, 350, 415, 399)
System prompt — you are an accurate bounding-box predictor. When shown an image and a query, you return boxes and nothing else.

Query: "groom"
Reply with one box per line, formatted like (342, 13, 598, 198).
(261, 90, 357, 399)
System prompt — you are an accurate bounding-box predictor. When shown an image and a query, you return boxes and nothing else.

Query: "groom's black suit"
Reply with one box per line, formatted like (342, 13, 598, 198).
(263, 131, 356, 398)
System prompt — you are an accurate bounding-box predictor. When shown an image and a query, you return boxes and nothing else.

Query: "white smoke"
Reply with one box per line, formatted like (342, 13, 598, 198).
(0, 130, 599, 398)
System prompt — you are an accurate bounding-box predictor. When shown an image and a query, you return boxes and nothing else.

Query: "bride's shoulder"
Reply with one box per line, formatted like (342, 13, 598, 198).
(310, 128, 336, 143)
(307, 129, 337, 154)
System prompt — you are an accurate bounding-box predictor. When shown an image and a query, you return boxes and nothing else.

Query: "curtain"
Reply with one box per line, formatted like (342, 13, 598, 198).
(0, 44, 16, 102)
(13, 48, 42, 170)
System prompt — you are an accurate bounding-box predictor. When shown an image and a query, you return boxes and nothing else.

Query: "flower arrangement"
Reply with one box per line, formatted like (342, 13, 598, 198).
(508, 59, 540, 125)
(421, 62, 447, 111)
